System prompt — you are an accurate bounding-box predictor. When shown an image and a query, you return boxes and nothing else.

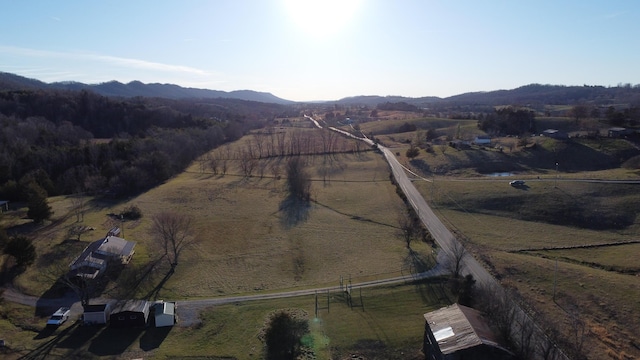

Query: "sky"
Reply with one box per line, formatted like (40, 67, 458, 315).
(1, 0, 639, 102)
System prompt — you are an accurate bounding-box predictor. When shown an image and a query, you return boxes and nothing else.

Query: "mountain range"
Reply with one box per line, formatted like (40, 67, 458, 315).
(1, 71, 639, 107)
(0, 72, 293, 105)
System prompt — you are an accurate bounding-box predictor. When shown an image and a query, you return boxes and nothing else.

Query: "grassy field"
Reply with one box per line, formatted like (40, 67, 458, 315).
(0, 126, 446, 358)
(6, 146, 423, 299)
(412, 176, 640, 360)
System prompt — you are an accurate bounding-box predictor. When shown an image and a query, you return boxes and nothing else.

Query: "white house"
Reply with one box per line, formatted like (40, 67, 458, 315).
(70, 233, 136, 279)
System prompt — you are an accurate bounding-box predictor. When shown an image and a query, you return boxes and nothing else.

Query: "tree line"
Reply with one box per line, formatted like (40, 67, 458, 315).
(477, 106, 537, 136)
(0, 89, 291, 203)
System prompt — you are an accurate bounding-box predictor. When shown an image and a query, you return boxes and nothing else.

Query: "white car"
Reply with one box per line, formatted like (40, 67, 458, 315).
(509, 180, 525, 186)
(46, 307, 70, 326)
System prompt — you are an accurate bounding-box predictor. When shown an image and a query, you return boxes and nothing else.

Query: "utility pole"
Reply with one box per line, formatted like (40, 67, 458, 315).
(553, 258, 558, 302)
(555, 162, 559, 188)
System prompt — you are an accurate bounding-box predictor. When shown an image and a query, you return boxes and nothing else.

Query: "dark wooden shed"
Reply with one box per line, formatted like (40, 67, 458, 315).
(109, 300, 149, 328)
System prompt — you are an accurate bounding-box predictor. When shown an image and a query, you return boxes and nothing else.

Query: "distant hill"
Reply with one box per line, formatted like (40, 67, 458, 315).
(335, 84, 640, 108)
(3, 72, 640, 107)
(0, 72, 294, 104)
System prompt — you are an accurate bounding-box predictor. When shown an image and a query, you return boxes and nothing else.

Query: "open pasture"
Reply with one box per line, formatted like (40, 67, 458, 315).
(8, 126, 431, 301)
(415, 176, 640, 359)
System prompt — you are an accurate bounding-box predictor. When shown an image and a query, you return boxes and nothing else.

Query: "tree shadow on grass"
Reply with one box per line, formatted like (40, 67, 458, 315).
(144, 267, 175, 301)
(140, 324, 172, 351)
(22, 322, 97, 360)
(279, 196, 310, 228)
(55, 322, 101, 350)
(87, 326, 144, 356)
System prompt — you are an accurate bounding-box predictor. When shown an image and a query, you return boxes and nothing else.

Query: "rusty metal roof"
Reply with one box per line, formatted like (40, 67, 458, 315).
(424, 303, 502, 355)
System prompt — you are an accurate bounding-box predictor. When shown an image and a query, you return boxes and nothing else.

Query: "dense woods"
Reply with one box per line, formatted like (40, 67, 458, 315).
(0, 88, 293, 201)
(478, 107, 537, 136)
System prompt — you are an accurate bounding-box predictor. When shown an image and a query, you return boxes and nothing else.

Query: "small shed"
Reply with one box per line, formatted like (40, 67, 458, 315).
(0, 200, 8, 212)
(542, 129, 568, 140)
(109, 300, 149, 328)
(472, 135, 491, 145)
(83, 303, 112, 325)
(153, 301, 176, 327)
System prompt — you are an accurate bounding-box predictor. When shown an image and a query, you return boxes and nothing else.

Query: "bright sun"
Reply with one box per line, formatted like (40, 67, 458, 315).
(283, 0, 363, 38)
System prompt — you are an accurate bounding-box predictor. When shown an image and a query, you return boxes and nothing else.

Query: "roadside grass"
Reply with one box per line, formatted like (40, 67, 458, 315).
(490, 251, 640, 360)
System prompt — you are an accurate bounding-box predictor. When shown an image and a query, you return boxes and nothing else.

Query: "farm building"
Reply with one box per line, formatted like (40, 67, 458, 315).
(542, 129, 568, 140)
(153, 301, 176, 327)
(472, 135, 491, 145)
(82, 303, 113, 325)
(423, 304, 514, 360)
(608, 127, 634, 138)
(109, 300, 150, 328)
(70, 232, 136, 279)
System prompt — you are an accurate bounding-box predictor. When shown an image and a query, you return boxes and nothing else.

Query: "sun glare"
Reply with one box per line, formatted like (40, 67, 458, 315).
(283, 0, 362, 38)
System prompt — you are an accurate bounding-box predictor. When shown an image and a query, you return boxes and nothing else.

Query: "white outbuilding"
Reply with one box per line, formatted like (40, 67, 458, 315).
(153, 301, 176, 327)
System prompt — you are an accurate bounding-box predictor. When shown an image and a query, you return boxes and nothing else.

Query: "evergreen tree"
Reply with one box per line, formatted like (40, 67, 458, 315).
(264, 311, 309, 360)
(4, 236, 36, 268)
(26, 183, 53, 223)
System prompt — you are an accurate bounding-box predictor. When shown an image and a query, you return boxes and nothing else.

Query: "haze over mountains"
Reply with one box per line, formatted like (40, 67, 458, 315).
(1, 72, 639, 107)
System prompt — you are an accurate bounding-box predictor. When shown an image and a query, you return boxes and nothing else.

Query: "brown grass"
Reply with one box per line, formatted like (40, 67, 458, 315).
(417, 178, 640, 360)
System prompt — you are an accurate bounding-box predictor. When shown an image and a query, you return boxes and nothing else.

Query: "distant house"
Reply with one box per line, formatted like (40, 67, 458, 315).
(153, 301, 176, 327)
(110, 300, 150, 328)
(608, 127, 633, 138)
(83, 302, 113, 325)
(542, 129, 568, 140)
(70, 232, 136, 279)
(472, 135, 491, 145)
(423, 304, 515, 360)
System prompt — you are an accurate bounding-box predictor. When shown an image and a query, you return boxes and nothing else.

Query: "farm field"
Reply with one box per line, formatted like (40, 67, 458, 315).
(413, 177, 640, 360)
(0, 126, 446, 359)
(9, 148, 427, 300)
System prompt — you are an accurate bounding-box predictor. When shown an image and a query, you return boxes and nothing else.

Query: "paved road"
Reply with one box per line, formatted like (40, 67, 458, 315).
(378, 146, 494, 287)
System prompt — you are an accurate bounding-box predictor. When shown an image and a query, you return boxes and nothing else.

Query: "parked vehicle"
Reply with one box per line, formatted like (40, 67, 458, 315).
(509, 180, 525, 186)
(46, 307, 71, 326)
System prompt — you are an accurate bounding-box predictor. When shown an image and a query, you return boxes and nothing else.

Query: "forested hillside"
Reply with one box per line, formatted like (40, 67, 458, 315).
(0, 88, 295, 201)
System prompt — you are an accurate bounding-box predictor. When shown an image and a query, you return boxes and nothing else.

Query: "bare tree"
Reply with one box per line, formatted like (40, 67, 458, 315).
(209, 155, 220, 175)
(239, 147, 257, 177)
(567, 306, 587, 358)
(446, 240, 466, 278)
(537, 322, 562, 360)
(270, 160, 282, 180)
(70, 193, 87, 222)
(151, 212, 197, 270)
(43, 256, 97, 306)
(67, 224, 91, 241)
(198, 153, 209, 173)
(397, 211, 419, 249)
(286, 157, 311, 201)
